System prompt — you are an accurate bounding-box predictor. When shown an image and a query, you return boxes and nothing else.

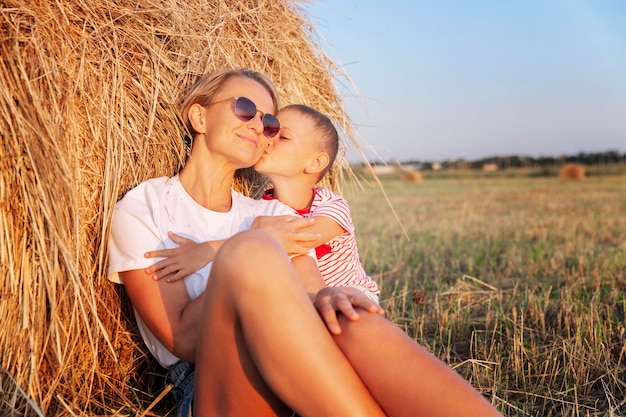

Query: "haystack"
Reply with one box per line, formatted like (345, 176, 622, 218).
(403, 170, 423, 183)
(559, 163, 586, 180)
(0, 1, 358, 414)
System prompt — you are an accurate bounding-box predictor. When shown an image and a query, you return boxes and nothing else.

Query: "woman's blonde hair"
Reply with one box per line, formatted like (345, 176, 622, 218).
(180, 68, 280, 139)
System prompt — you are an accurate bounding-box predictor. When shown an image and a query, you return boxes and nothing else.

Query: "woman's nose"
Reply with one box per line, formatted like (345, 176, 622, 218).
(249, 114, 264, 135)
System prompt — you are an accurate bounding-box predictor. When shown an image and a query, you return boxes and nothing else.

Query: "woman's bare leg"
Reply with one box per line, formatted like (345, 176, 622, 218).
(193, 230, 385, 417)
(333, 312, 502, 417)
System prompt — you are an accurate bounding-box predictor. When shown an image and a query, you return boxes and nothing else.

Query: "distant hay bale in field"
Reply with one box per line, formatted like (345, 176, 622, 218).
(0, 0, 359, 414)
(366, 164, 396, 176)
(403, 170, 423, 183)
(482, 163, 498, 172)
(559, 163, 586, 180)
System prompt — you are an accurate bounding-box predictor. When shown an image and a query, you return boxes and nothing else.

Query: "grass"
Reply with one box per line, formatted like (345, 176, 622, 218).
(344, 172, 626, 416)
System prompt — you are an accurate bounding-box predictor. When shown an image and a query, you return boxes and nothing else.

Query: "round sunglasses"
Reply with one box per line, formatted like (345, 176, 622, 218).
(210, 96, 280, 138)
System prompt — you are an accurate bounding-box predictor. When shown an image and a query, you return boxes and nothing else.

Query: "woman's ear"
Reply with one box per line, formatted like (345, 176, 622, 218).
(188, 103, 206, 134)
(305, 152, 330, 175)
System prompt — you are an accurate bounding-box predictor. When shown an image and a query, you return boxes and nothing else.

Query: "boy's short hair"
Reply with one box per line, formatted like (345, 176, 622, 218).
(281, 104, 339, 181)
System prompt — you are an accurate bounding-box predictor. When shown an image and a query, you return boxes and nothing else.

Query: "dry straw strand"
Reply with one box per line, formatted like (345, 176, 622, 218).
(1, 0, 361, 414)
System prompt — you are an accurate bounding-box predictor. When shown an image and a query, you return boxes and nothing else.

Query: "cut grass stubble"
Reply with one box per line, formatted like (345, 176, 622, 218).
(346, 174, 626, 416)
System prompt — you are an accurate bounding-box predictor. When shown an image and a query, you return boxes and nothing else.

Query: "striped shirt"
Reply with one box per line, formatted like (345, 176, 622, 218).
(264, 187, 380, 296)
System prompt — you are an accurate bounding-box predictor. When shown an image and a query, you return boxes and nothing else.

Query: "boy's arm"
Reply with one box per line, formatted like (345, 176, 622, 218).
(290, 255, 325, 298)
(289, 255, 384, 335)
(147, 216, 320, 282)
(145, 232, 220, 282)
(297, 215, 345, 250)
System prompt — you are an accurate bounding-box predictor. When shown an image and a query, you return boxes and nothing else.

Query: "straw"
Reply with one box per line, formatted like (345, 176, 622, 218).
(0, 0, 359, 414)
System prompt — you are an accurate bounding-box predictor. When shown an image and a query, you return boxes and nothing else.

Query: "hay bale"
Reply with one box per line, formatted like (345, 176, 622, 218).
(403, 170, 423, 183)
(0, 0, 358, 414)
(559, 163, 586, 180)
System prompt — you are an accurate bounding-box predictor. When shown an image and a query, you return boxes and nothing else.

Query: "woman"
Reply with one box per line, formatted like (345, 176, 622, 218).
(108, 68, 502, 416)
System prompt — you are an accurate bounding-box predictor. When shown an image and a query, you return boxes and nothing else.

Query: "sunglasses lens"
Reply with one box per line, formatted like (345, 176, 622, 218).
(232, 97, 280, 137)
(233, 97, 257, 121)
(262, 114, 280, 138)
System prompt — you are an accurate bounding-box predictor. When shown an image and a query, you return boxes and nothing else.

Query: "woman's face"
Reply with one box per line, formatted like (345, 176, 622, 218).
(254, 108, 320, 180)
(200, 76, 278, 169)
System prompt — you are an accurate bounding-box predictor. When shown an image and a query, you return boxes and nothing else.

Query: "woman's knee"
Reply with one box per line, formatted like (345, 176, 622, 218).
(219, 229, 283, 261)
(212, 229, 289, 286)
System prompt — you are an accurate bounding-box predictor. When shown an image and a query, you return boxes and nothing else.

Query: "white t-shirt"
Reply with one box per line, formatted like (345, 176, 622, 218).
(108, 175, 295, 367)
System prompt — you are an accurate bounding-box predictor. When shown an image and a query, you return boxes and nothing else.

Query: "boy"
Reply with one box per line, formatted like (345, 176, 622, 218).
(146, 104, 380, 302)
(254, 104, 379, 301)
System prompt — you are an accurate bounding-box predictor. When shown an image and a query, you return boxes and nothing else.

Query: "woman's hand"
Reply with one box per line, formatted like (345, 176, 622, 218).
(313, 287, 384, 335)
(251, 215, 321, 255)
(144, 232, 215, 282)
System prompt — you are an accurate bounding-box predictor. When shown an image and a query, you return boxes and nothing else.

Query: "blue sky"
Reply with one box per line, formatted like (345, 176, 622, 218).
(303, 1, 626, 163)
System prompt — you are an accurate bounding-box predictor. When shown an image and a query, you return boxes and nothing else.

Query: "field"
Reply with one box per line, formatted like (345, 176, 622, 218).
(344, 171, 626, 416)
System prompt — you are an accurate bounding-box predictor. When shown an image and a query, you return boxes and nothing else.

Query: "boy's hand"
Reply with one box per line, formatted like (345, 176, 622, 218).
(251, 215, 320, 255)
(313, 287, 384, 335)
(144, 232, 215, 282)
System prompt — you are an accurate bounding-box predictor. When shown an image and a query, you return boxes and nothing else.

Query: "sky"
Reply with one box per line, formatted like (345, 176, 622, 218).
(303, 1, 626, 163)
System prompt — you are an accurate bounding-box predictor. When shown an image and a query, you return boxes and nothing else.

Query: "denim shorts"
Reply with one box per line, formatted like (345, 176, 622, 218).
(168, 360, 301, 416)
(168, 360, 195, 417)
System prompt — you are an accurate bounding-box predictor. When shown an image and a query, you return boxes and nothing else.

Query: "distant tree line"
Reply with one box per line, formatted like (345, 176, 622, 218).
(406, 150, 626, 171)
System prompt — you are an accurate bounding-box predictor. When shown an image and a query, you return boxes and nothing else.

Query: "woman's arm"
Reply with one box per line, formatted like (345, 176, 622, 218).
(120, 268, 204, 362)
(252, 215, 343, 251)
(250, 215, 321, 253)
